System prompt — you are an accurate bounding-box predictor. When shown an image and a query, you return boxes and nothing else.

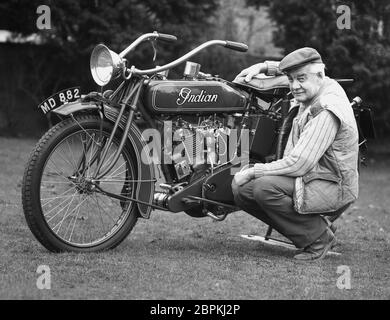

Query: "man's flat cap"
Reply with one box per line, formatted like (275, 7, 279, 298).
(279, 47, 323, 72)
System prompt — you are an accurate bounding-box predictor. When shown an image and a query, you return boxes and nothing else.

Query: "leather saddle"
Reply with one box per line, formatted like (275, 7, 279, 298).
(232, 74, 290, 92)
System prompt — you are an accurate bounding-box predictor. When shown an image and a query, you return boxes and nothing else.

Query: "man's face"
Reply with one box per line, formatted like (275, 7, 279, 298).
(286, 64, 323, 103)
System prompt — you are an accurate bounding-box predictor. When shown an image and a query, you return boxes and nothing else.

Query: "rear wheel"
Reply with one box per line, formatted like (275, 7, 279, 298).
(22, 114, 139, 252)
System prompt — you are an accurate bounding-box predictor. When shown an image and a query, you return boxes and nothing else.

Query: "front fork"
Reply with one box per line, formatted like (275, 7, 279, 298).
(71, 80, 142, 183)
(94, 81, 143, 179)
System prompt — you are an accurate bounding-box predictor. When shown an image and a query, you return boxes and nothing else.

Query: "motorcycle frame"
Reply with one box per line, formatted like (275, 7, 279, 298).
(54, 37, 253, 216)
(53, 78, 248, 218)
(91, 75, 251, 213)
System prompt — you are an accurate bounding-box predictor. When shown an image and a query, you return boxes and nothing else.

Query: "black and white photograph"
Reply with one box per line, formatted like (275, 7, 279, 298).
(0, 0, 389, 306)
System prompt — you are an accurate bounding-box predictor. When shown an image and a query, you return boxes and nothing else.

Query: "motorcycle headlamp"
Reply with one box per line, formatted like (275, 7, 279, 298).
(90, 44, 124, 86)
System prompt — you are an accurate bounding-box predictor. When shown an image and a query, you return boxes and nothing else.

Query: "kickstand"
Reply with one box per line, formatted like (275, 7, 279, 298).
(264, 226, 273, 240)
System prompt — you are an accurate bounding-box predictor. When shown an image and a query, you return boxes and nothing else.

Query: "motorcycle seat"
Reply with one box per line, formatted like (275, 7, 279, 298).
(232, 74, 290, 92)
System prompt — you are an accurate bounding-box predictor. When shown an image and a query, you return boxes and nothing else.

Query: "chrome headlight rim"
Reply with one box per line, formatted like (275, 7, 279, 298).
(90, 44, 124, 87)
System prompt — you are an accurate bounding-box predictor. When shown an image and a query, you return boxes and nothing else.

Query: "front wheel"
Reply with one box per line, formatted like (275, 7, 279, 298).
(22, 114, 139, 252)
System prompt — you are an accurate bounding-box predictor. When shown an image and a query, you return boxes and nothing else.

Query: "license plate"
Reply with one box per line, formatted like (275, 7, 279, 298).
(38, 87, 81, 114)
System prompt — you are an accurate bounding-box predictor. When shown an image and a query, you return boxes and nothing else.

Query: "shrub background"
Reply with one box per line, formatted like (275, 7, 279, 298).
(0, 0, 388, 137)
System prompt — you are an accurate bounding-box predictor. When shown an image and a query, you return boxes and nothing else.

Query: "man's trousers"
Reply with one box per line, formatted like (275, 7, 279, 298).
(232, 175, 328, 248)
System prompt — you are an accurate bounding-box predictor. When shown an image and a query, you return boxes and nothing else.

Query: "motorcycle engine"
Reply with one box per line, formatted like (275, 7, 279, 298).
(151, 114, 238, 218)
(165, 114, 239, 183)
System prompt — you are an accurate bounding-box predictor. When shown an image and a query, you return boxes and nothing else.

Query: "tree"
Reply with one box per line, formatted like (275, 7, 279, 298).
(1, 0, 219, 66)
(247, 0, 390, 136)
(194, 0, 282, 80)
(0, 0, 219, 134)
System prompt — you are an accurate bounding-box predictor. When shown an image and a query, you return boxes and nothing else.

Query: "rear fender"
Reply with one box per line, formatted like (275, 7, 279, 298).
(53, 101, 155, 219)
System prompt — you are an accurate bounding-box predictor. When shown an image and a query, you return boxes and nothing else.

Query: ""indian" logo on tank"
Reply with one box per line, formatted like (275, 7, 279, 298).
(176, 88, 218, 106)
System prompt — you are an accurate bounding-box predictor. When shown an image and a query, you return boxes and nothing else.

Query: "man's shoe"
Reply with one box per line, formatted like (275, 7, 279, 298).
(294, 228, 336, 261)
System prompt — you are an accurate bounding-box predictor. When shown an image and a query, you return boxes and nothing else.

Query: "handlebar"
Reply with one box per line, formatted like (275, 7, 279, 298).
(130, 39, 248, 76)
(119, 31, 177, 58)
(117, 32, 248, 76)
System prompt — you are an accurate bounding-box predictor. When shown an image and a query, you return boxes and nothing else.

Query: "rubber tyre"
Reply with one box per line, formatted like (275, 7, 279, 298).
(22, 114, 139, 252)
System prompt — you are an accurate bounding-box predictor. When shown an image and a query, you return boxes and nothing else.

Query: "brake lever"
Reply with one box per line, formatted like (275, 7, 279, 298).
(151, 39, 157, 63)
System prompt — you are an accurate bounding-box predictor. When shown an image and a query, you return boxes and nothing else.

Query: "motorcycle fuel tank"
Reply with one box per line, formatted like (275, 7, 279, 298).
(143, 80, 247, 114)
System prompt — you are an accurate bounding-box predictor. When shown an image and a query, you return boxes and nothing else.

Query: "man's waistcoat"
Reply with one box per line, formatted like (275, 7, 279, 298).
(290, 77, 359, 214)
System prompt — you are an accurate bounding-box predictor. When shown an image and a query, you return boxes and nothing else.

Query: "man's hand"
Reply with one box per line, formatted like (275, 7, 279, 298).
(234, 63, 265, 83)
(231, 167, 255, 194)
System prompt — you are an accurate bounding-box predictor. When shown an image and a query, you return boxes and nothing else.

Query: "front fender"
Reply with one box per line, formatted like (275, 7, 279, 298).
(104, 106, 155, 219)
(53, 100, 155, 219)
(52, 100, 99, 116)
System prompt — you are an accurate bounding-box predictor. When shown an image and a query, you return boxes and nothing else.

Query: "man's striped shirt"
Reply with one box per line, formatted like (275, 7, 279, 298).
(253, 107, 340, 178)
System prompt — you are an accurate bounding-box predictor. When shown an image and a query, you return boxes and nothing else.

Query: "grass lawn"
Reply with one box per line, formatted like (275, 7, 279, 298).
(0, 136, 389, 300)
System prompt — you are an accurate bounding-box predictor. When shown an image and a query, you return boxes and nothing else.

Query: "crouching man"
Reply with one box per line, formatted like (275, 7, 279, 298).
(232, 47, 359, 261)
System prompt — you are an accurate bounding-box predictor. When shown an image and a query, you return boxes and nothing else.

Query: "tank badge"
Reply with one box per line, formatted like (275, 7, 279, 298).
(176, 88, 218, 106)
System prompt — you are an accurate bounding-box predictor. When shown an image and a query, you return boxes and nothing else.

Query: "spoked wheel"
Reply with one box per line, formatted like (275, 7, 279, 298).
(22, 115, 140, 252)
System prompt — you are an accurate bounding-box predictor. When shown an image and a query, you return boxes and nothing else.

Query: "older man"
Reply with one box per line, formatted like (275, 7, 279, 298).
(232, 47, 359, 261)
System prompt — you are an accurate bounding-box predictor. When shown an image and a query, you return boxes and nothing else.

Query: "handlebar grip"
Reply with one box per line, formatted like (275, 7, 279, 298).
(157, 33, 177, 42)
(224, 41, 248, 52)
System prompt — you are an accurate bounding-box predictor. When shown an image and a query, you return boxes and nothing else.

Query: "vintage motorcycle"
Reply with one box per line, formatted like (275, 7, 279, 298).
(21, 32, 375, 252)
